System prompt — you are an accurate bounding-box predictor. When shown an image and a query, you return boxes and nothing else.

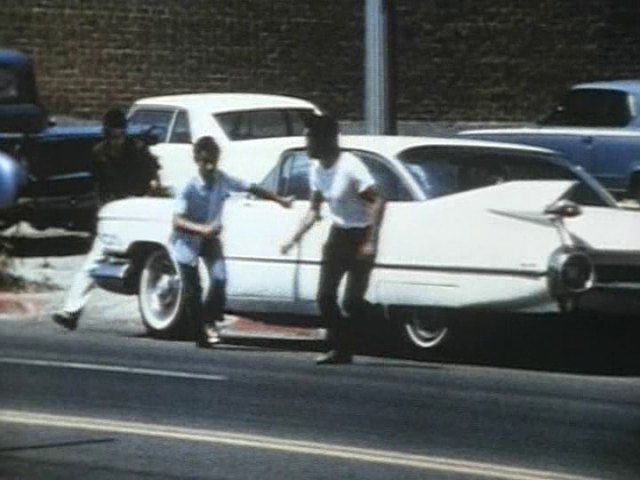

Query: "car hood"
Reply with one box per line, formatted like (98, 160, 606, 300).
(98, 197, 175, 221)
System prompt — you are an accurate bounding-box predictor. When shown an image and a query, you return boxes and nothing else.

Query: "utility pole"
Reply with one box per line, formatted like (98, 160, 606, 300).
(364, 0, 396, 134)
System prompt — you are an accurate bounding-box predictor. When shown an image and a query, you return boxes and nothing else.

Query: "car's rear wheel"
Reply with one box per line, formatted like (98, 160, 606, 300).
(390, 306, 450, 350)
(138, 248, 190, 338)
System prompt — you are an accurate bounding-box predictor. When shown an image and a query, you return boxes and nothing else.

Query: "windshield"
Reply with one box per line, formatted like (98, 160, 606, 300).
(399, 146, 610, 207)
(215, 108, 314, 141)
(541, 88, 633, 127)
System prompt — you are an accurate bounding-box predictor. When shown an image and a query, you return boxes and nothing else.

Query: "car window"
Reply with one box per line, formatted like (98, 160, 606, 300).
(275, 149, 412, 202)
(168, 110, 191, 144)
(541, 89, 633, 127)
(350, 150, 413, 201)
(215, 108, 314, 141)
(278, 150, 311, 200)
(128, 108, 175, 142)
(399, 146, 609, 206)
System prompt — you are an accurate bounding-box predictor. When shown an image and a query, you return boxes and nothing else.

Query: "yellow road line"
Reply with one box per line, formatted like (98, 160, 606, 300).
(0, 410, 595, 480)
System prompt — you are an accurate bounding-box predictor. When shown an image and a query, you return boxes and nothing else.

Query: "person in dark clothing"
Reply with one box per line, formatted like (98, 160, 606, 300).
(91, 108, 160, 202)
(281, 114, 385, 364)
(52, 108, 160, 330)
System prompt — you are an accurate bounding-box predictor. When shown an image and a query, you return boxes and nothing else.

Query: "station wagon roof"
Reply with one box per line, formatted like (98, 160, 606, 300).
(572, 80, 640, 96)
(133, 93, 317, 113)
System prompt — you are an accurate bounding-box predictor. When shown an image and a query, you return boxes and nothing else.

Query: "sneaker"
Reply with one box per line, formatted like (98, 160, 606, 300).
(205, 325, 221, 345)
(315, 350, 353, 365)
(52, 312, 79, 331)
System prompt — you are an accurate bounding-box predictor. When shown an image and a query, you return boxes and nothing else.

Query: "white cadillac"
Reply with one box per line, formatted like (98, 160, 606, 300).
(127, 93, 321, 191)
(92, 135, 640, 350)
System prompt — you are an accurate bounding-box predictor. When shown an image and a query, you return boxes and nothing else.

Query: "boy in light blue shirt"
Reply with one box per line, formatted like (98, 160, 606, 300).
(172, 136, 291, 348)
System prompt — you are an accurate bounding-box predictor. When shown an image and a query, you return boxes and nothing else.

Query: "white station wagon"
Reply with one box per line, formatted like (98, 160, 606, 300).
(128, 93, 320, 192)
(92, 136, 640, 351)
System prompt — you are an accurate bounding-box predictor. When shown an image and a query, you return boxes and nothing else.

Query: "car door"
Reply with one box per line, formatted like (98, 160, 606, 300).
(222, 151, 308, 314)
(590, 133, 640, 191)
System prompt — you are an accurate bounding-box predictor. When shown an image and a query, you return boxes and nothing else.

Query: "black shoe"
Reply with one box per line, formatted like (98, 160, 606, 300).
(195, 338, 213, 349)
(52, 312, 79, 331)
(315, 350, 353, 365)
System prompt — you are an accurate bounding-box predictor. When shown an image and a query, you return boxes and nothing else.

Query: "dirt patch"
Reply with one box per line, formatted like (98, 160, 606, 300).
(0, 236, 61, 292)
(0, 271, 60, 293)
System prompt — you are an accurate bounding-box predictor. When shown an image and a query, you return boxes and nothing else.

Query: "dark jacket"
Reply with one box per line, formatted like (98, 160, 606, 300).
(91, 137, 160, 203)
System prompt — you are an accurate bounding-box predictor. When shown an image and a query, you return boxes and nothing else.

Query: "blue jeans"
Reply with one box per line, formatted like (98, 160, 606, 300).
(177, 239, 227, 339)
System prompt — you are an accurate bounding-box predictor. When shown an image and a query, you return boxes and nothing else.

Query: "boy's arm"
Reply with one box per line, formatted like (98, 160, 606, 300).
(173, 214, 221, 238)
(172, 184, 219, 238)
(248, 184, 293, 208)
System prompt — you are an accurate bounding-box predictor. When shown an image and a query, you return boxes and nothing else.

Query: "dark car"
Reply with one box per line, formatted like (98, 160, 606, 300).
(0, 49, 46, 220)
(0, 49, 154, 231)
(0, 126, 102, 230)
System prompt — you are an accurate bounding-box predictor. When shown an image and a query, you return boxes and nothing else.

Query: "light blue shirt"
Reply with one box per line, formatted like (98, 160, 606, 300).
(170, 171, 250, 266)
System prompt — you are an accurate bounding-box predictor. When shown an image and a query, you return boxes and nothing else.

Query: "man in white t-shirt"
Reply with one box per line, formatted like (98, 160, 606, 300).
(281, 115, 385, 364)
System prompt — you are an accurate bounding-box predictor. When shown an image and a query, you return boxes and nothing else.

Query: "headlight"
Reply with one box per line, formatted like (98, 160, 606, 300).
(548, 248, 595, 295)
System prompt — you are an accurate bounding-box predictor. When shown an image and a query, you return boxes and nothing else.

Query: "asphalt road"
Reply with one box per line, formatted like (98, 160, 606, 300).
(1, 226, 640, 479)
(1, 305, 639, 480)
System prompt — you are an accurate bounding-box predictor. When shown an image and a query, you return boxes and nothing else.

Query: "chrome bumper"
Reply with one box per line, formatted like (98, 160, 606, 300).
(90, 260, 137, 295)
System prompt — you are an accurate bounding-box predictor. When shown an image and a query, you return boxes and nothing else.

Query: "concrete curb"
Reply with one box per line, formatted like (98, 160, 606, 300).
(0, 292, 325, 343)
(219, 315, 326, 342)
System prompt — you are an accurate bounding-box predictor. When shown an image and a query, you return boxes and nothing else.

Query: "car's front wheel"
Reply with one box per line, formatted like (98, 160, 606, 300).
(138, 248, 190, 338)
(390, 306, 450, 350)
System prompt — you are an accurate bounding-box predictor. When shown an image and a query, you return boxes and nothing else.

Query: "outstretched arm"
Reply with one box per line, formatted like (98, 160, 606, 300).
(280, 191, 323, 254)
(249, 185, 293, 208)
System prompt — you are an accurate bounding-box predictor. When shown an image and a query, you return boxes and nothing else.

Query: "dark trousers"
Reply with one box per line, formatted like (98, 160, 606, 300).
(317, 226, 374, 353)
(178, 239, 227, 339)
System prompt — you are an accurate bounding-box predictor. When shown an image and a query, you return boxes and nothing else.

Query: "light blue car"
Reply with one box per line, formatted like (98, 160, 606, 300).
(460, 81, 640, 198)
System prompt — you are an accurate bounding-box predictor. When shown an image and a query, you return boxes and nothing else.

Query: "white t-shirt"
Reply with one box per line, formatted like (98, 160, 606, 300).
(310, 152, 375, 228)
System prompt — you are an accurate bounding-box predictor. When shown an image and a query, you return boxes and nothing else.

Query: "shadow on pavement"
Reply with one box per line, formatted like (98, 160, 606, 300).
(426, 313, 640, 377)
(126, 312, 640, 376)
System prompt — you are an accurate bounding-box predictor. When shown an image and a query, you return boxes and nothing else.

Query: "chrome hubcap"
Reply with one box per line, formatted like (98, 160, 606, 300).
(404, 310, 448, 349)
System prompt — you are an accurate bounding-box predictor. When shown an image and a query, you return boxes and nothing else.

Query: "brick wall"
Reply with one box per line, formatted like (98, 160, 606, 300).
(1, 0, 639, 122)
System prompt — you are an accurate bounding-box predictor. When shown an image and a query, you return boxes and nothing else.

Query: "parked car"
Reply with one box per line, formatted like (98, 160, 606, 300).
(90, 135, 640, 351)
(0, 125, 158, 231)
(460, 81, 640, 198)
(0, 150, 24, 210)
(0, 49, 45, 224)
(127, 93, 321, 192)
(0, 90, 320, 231)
